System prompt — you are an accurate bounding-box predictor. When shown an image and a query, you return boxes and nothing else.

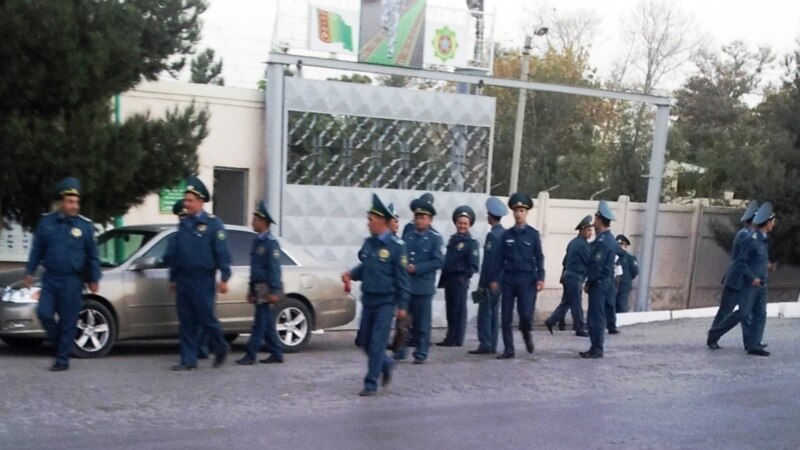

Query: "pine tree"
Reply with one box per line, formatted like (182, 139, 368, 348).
(0, 0, 210, 229)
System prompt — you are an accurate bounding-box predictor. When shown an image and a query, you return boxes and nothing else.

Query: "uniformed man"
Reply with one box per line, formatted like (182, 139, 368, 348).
(436, 205, 479, 347)
(580, 200, 620, 359)
(342, 194, 411, 396)
(172, 199, 213, 360)
(545, 215, 592, 337)
(606, 234, 639, 334)
(707, 202, 775, 356)
(172, 199, 187, 218)
(236, 201, 285, 365)
(393, 196, 443, 363)
(24, 177, 101, 371)
(402, 193, 436, 237)
(164, 176, 232, 371)
(706, 200, 759, 349)
(496, 193, 544, 359)
(470, 197, 508, 354)
(387, 203, 401, 236)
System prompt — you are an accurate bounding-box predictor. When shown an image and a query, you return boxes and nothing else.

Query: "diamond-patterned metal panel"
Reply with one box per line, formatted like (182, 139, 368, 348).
(283, 184, 494, 328)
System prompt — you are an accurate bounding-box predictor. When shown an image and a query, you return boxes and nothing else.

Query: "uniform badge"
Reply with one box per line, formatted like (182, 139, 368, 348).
(485, 242, 492, 250)
(71, 227, 82, 238)
(197, 224, 207, 233)
(594, 252, 602, 261)
(273, 249, 280, 259)
(378, 248, 390, 261)
(217, 231, 226, 240)
(457, 242, 464, 251)
(257, 246, 266, 255)
(400, 255, 408, 267)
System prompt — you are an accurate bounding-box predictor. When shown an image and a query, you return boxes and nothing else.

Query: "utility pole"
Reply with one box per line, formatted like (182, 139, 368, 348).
(508, 27, 547, 195)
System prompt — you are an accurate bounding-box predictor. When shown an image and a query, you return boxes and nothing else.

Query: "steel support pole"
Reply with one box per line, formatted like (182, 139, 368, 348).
(635, 105, 670, 311)
(265, 63, 286, 236)
(509, 36, 531, 195)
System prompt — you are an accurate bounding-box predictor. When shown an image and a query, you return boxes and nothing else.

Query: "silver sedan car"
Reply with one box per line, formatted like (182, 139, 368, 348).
(0, 224, 355, 357)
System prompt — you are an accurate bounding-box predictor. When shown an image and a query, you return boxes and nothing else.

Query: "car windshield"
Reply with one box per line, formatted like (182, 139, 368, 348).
(97, 229, 158, 267)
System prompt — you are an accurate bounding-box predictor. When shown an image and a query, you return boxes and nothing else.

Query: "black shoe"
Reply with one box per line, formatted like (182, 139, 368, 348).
(235, 357, 256, 366)
(171, 363, 197, 371)
(435, 341, 456, 347)
(392, 352, 406, 361)
(545, 321, 554, 334)
(522, 331, 534, 354)
(747, 349, 770, 357)
(413, 358, 425, 365)
(608, 328, 620, 335)
(213, 345, 229, 368)
(49, 363, 69, 372)
(259, 355, 284, 364)
(468, 348, 491, 355)
(197, 354, 209, 360)
(496, 352, 515, 360)
(706, 336, 721, 350)
(575, 330, 589, 337)
(557, 322, 566, 331)
(381, 364, 394, 387)
(579, 350, 603, 359)
(760, 342, 768, 349)
(359, 389, 376, 397)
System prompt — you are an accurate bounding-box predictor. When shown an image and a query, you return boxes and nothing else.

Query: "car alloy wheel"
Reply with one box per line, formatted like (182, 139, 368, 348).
(274, 298, 312, 352)
(72, 299, 116, 358)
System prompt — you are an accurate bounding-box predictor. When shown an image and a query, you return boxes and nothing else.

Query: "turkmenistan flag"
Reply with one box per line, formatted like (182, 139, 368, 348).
(317, 8, 353, 51)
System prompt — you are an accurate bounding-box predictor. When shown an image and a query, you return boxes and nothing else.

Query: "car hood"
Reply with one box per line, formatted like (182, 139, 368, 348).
(0, 268, 26, 289)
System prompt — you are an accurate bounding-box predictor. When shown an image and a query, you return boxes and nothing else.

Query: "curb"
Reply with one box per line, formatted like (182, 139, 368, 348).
(618, 302, 800, 327)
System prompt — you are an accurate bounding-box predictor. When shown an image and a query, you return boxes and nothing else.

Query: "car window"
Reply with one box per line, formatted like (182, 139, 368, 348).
(141, 237, 170, 267)
(280, 250, 298, 266)
(227, 230, 255, 266)
(97, 230, 157, 267)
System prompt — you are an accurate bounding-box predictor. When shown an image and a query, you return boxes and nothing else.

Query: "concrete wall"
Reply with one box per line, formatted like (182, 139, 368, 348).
(3, 81, 799, 320)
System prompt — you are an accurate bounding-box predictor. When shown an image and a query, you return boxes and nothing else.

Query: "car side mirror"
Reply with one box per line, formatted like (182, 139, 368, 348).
(130, 256, 159, 271)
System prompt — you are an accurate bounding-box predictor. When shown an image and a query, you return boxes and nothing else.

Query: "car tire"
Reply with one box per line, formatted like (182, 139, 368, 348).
(0, 336, 44, 350)
(274, 297, 312, 353)
(72, 298, 117, 358)
(224, 333, 239, 344)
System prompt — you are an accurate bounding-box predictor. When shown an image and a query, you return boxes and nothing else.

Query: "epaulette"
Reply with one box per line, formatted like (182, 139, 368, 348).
(42, 211, 55, 217)
(430, 229, 441, 236)
(208, 214, 216, 218)
(77, 214, 94, 223)
(391, 235, 405, 245)
(267, 234, 276, 241)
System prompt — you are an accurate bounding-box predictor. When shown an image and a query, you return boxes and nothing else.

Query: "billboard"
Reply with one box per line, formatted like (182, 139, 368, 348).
(422, 6, 471, 69)
(358, 0, 426, 68)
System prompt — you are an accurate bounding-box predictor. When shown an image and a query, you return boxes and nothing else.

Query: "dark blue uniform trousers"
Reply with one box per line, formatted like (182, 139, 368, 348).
(605, 288, 619, 331)
(708, 286, 766, 351)
(395, 294, 433, 361)
(245, 303, 283, 359)
(546, 273, 584, 331)
(709, 286, 740, 330)
(443, 276, 469, 345)
(616, 284, 632, 313)
(500, 274, 537, 355)
(357, 298, 395, 392)
(587, 278, 613, 354)
(37, 274, 83, 366)
(476, 289, 501, 352)
(175, 274, 228, 366)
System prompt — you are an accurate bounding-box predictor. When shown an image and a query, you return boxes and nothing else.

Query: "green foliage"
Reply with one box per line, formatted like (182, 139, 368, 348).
(0, 0, 209, 229)
(328, 74, 373, 84)
(190, 48, 224, 85)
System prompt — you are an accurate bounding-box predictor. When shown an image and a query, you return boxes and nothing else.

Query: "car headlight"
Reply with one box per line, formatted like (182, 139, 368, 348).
(1, 287, 41, 304)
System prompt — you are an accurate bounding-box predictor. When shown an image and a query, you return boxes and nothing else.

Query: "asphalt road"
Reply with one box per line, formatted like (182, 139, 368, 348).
(1, 318, 798, 449)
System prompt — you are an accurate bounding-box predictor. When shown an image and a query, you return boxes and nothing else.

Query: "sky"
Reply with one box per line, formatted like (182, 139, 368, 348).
(197, 0, 800, 94)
